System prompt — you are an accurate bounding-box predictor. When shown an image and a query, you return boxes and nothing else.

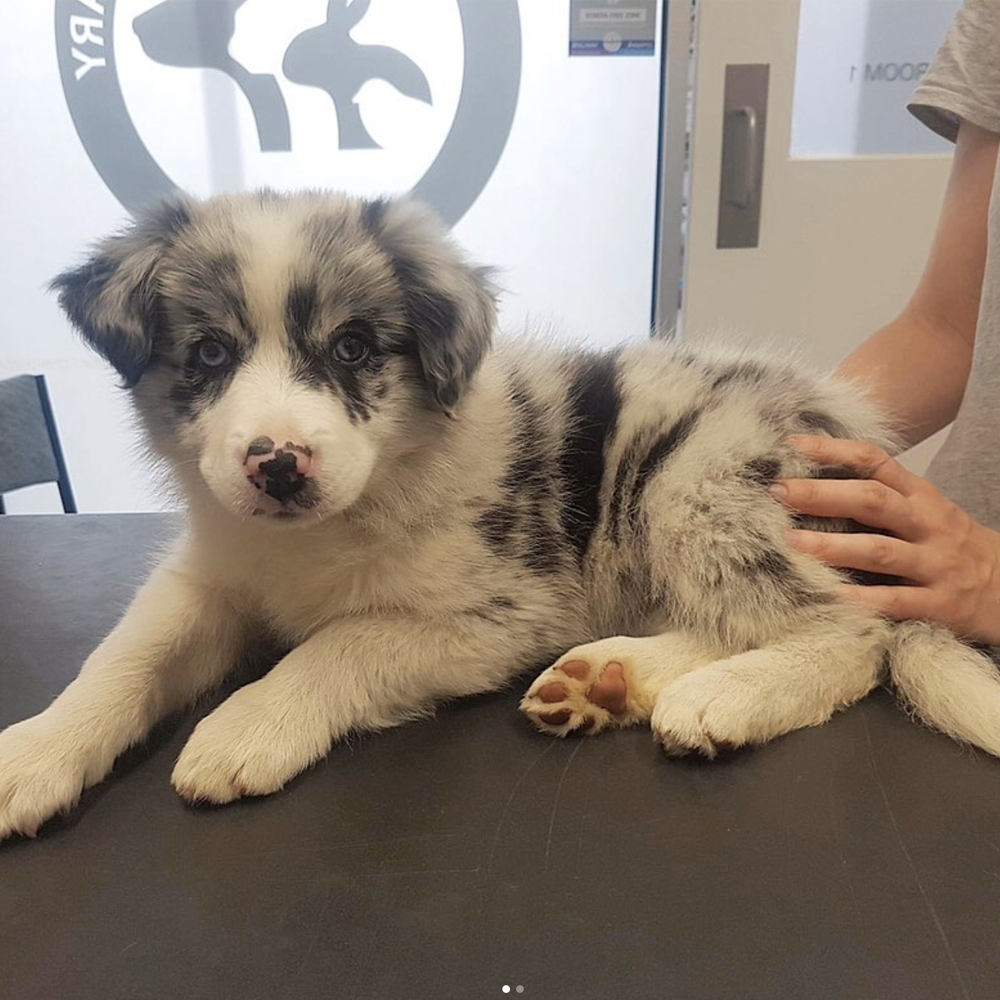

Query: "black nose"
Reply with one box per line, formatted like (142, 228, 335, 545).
(254, 452, 304, 503)
(244, 439, 314, 506)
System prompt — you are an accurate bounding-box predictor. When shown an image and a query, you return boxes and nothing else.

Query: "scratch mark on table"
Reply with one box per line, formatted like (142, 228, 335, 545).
(544, 740, 584, 872)
(350, 908, 388, 993)
(361, 867, 481, 878)
(252, 831, 462, 861)
(828, 776, 865, 933)
(861, 709, 970, 1000)
(299, 883, 334, 968)
(485, 740, 558, 874)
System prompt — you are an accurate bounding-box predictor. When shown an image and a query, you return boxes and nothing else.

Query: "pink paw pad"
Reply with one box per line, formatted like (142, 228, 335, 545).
(557, 659, 591, 680)
(587, 662, 628, 715)
(521, 656, 633, 736)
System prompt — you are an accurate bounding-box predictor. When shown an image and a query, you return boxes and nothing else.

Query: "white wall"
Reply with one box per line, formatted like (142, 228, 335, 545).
(2, 0, 666, 512)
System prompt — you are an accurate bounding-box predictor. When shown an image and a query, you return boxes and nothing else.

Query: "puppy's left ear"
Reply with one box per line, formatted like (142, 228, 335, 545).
(50, 198, 193, 387)
(363, 198, 497, 412)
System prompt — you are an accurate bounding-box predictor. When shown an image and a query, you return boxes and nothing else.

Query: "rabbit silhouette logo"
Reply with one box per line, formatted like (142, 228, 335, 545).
(55, 0, 521, 225)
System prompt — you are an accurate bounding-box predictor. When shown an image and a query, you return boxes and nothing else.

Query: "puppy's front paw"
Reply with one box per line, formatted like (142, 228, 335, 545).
(171, 687, 324, 805)
(0, 716, 110, 841)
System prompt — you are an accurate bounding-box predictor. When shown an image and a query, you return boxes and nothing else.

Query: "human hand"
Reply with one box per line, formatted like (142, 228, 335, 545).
(772, 435, 1000, 644)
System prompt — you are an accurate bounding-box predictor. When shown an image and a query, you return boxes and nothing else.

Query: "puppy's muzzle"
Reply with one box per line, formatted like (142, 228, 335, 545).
(244, 437, 313, 505)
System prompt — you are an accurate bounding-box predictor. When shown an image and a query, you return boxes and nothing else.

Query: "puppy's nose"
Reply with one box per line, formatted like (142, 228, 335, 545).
(244, 437, 313, 503)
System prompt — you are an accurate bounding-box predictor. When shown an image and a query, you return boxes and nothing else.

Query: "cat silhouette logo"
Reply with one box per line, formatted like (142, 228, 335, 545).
(55, 0, 521, 225)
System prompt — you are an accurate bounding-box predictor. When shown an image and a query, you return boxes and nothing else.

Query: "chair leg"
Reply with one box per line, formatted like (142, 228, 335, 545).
(56, 478, 77, 515)
(35, 376, 78, 513)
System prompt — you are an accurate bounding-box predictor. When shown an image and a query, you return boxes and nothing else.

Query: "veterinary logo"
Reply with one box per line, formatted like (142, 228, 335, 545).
(55, 0, 521, 225)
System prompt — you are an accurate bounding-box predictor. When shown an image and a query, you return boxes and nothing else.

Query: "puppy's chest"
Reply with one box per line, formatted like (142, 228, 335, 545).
(229, 531, 466, 640)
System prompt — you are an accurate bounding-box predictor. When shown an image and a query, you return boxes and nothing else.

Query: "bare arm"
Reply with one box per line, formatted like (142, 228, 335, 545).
(836, 120, 998, 448)
(776, 121, 1000, 642)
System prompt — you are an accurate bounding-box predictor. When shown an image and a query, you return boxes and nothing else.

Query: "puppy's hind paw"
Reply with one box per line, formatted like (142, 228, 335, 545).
(651, 670, 756, 758)
(520, 638, 653, 737)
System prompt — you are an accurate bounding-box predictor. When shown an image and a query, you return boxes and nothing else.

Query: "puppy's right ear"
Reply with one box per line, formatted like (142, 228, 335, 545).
(50, 198, 193, 386)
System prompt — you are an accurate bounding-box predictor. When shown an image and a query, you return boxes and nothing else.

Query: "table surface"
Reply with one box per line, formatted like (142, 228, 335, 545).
(2, 514, 1000, 1000)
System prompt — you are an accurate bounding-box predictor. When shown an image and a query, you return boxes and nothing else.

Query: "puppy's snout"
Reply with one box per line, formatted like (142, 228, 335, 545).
(244, 436, 313, 504)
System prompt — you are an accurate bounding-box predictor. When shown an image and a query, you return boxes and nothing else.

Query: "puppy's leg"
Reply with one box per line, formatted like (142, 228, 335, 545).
(0, 545, 244, 839)
(603, 432, 890, 754)
(520, 632, 717, 736)
(171, 614, 521, 804)
(651, 606, 887, 756)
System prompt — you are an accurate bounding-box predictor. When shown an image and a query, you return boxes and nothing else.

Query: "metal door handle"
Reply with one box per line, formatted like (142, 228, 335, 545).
(717, 64, 769, 249)
(725, 106, 758, 208)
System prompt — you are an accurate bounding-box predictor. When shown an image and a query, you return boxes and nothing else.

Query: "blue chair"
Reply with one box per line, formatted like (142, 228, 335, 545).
(0, 375, 77, 513)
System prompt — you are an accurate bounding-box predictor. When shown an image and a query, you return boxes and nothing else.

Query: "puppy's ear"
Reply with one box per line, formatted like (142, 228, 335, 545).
(50, 198, 193, 386)
(362, 198, 497, 412)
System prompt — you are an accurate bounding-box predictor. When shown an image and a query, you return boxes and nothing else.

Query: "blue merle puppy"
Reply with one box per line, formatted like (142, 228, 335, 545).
(0, 190, 995, 839)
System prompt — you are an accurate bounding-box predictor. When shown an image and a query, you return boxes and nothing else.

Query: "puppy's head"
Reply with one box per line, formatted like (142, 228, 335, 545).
(52, 191, 497, 524)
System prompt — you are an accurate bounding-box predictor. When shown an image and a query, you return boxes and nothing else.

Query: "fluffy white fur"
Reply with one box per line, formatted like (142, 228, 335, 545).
(0, 191, 995, 841)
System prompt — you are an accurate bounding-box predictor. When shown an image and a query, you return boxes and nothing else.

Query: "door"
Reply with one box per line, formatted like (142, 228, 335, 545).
(682, 0, 960, 471)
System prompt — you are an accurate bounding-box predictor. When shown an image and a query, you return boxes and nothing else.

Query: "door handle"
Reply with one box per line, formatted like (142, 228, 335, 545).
(724, 106, 758, 208)
(717, 64, 769, 249)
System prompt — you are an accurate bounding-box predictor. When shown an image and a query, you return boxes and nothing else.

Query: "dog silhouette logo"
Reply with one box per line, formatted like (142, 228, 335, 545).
(55, 0, 520, 225)
(132, 0, 292, 151)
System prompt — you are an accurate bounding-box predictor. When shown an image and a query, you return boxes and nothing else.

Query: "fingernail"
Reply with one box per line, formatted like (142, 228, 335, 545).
(769, 483, 787, 499)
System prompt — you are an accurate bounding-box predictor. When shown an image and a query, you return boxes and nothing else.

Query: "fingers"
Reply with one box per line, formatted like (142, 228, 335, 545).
(836, 584, 933, 622)
(786, 435, 920, 497)
(773, 477, 923, 539)
(786, 529, 926, 582)
(773, 437, 999, 640)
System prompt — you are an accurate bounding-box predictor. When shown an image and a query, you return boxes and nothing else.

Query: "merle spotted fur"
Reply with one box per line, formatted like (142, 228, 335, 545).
(0, 190, 996, 837)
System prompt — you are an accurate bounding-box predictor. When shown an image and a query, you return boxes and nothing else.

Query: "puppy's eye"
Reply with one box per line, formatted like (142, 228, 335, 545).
(197, 340, 231, 368)
(332, 334, 369, 365)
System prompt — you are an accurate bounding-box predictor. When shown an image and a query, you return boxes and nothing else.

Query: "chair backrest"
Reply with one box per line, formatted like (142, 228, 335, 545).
(0, 375, 77, 513)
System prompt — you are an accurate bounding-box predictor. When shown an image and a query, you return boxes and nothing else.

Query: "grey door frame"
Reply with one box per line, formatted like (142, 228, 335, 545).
(652, 0, 694, 337)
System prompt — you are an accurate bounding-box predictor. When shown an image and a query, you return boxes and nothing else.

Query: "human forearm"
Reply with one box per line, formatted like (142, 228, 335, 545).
(837, 121, 996, 450)
(835, 309, 973, 450)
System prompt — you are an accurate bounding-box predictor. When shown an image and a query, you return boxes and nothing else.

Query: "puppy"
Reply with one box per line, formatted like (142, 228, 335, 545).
(0, 190, 995, 839)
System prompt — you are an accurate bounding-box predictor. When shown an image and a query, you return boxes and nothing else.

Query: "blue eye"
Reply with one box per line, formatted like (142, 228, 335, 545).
(197, 340, 231, 368)
(333, 334, 369, 365)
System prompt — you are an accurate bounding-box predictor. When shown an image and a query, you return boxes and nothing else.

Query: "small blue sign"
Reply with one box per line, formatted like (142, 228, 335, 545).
(569, 1, 658, 57)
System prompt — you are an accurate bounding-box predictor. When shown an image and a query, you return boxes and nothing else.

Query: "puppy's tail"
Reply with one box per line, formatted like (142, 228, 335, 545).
(888, 621, 1000, 756)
